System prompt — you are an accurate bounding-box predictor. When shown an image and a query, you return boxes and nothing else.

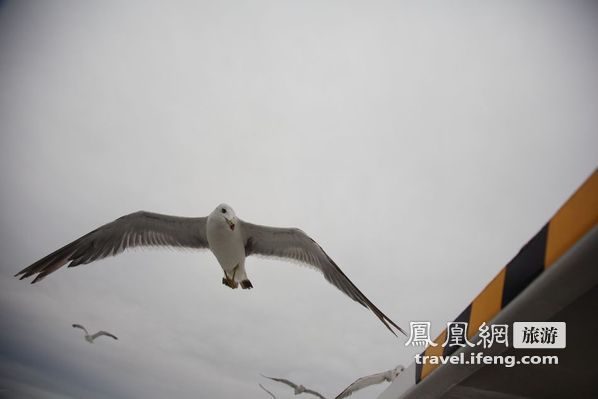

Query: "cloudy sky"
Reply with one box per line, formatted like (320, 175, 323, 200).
(1, 1, 597, 398)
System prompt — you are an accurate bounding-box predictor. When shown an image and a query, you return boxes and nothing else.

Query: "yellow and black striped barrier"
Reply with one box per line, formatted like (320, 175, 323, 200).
(416, 169, 598, 382)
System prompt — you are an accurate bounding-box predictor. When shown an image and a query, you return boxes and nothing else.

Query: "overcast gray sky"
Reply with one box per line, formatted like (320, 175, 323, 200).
(1, 1, 597, 398)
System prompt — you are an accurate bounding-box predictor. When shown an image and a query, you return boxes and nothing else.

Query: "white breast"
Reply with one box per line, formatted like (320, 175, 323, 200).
(206, 216, 245, 272)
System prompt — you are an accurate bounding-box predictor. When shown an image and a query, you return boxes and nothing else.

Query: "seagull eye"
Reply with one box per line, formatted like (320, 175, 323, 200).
(221, 208, 226, 213)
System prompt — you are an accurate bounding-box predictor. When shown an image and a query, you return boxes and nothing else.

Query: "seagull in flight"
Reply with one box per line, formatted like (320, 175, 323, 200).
(261, 374, 326, 399)
(72, 324, 118, 343)
(335, 365, 404, 399)
(259, 383, 277, 399)
(16, 204, 405, 336)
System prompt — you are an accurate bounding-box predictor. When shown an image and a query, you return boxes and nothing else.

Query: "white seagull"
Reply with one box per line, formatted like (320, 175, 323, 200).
(259, 383, 277, 399)
(16, 204, 405, 336)
(261, 374, 326, 399)
(335, 365, 404, 399)
(72, 324, 118, 343)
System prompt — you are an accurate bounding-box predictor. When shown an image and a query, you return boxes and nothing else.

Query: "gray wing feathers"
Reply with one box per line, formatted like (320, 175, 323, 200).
(243, 225, 322, 267)
(241, 221, 405, 337)
(335, 372, 389, 399)
(304, 389, 327, 399)
(261, 375, 298, 389)
(91, 331, 118, 340)
(261, 374, 325, 398)
(16, 211, 208, 283)
(258, 384, 277, 399)
(72, 324, 88, 335)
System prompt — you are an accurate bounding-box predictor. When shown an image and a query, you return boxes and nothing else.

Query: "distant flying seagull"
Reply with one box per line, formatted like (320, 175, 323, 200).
(72, 324, 118, 343)
(335, 365, 404, 399)
(16, 204, 405, 336)
(261, 374, 326, 399)
(259, 383, 277, 399)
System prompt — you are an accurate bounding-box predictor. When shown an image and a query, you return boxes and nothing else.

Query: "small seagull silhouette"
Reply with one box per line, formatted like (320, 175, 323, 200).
(72, 324, 118, 343)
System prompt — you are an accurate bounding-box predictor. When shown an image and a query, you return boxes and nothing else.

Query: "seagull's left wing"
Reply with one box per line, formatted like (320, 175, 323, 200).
(241, 221, 405, 336)
(259, 383, 277, 399)
(260, 374, 298, 389)
(91, 331, 118, 340)
(72, 324, 89, 335)
(15, 211, 208, 283)
(335, 372, 389, 399)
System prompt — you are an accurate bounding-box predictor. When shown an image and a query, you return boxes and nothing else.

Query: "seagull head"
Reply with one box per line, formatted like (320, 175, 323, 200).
(392, 365, 405, 379)
(213, 203, 237, 231)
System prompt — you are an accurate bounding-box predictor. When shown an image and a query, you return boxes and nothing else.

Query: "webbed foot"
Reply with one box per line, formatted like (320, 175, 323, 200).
(240, 279, 253, 289)
(222, 277, 239, 289)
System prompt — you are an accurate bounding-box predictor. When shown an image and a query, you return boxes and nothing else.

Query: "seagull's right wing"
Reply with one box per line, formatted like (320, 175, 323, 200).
(241, 221, 406, 337)
(258, 383, 277, 399)
(335, 372, 389, 399)
(261, 374, 298, 389)
(91, 331, 118, 340)
(72, 324, 88, 335)
(16, 211, 208, 283)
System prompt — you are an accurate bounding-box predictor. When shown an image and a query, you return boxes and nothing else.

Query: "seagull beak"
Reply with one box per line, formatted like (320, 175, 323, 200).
(226, 218, 235, 231)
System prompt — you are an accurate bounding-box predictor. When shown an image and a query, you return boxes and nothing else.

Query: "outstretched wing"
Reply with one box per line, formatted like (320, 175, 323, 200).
(304, 388, 327, 399)
(72, 324, 88, 335)
(335, 372, 389, 399)
(241, 221, 406, 336)
(261, 374, 298, 389)
(258, 383, 277, 399)
(91, 331, 118, 340)
(16, 211, 208, 283)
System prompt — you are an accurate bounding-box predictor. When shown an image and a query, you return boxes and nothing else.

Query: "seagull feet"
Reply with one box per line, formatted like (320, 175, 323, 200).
(240, 279, 253, 290)
(222, 277, 239, 289)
